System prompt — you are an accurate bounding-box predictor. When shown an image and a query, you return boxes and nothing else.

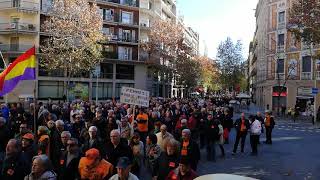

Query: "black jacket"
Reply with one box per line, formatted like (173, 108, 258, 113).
(58, 152, 81, 180)
(0, 153, 29, 180)
(105, 139, 133, 174)
(205, 120, 219, 142)
(155, 152, 179, 180)
(180, 140, 200, 168)
(82, 137, 105, 157)
(234, 118, 250, 133)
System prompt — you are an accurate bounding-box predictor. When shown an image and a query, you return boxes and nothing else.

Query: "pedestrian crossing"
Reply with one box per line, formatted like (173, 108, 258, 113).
(274, 123, 320, 133)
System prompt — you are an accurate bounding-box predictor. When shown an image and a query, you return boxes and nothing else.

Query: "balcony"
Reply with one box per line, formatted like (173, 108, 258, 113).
(278, 22, 285, 29)
(92, 72, 113, 79)
(0, 0, 39, 13)
(301, 72, 312, 80)
(102, 51, 118, 60)
(0, 44, 36, 54)
(104, 34, 138, 45)
(317, 71, 320, 80)
(275, 73, 285, 80)
(0, 22, 38, 34)
(102, 51, 140, 62)
(95, 0, 139, 8)
(277, 45, 285, 53)
(40, 1, 52, 14)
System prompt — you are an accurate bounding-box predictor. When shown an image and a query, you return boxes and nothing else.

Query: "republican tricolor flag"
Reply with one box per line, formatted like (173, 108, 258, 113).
(0, 46, 36, 96)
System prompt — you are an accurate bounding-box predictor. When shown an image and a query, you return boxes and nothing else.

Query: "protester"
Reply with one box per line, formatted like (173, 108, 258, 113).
(136, 108, 149, 144)
(232, 113, 250, 155)
(264, 111, 275, 144)
(249, 116, 262, 156)
(1, 139, 29, 180)
(0, 117, 10, 153)
(24, 155, 57, 180)
(180, 129, 200, 170)
(105, 129, 133, 174)
(78, 148, 113, 180)
(156, 124, 173, 151)
(129, 132, 144, 177)
(21, 133, 36, 163)
(82, 126, 105, 156)
(166, 157, 198, 180)
(59, 138, 81, 180)
(145, 133, 161, 178)
(37, 126, 50, 157)
(205, 114, 219, 161)
(109, 156, 139, 180)
(155, 138, 180, 180)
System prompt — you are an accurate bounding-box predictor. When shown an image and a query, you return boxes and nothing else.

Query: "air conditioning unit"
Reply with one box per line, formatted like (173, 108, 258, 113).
(10, 23, 16, 29)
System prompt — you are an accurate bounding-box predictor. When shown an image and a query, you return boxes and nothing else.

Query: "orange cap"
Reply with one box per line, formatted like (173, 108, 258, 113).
(22, 133, 34, 141)
(85, 148, 100, 165)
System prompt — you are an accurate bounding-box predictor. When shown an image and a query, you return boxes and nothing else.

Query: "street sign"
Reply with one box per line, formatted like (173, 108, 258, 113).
(120, 87, 150, 107)
(312, 88, 318, 95)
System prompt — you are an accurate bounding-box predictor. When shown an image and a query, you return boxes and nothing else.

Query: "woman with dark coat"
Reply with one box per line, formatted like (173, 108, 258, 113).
(155, 138, 180, 180)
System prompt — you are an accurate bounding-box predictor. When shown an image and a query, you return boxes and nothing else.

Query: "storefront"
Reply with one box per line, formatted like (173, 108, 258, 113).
(272, 86, 287, 111)
(296, 87, 314, 112)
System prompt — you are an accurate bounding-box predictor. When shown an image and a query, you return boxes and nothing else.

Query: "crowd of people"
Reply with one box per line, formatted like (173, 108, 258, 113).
(0, 97, 275, 180)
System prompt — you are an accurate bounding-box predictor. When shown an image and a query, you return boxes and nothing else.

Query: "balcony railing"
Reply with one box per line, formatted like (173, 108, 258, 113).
(317, 71, 320, 80)
(275, 73, 285, 80)
(102, 51, 118, 59)
(119, 0, 138, 7)
(0, 22, 37, 33)
(301, 72, 312, 80)
(278, 22, 285, 29)
(277, 45, 284, 53)
(95, 0, 139, 7)
(92, 72, 113, 79)
(0, 44, 36, 53)
(0, 0, 39, 11)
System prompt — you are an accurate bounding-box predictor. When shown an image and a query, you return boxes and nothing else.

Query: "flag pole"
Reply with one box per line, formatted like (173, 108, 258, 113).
(0, 50, 8, 104)
(33, 46, 37, 134)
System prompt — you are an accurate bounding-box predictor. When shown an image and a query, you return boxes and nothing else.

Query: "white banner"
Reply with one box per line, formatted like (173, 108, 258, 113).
(120, 87, 150, 107)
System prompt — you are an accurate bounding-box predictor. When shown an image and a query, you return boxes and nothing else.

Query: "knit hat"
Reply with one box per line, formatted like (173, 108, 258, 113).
(22, 133, 34, 141)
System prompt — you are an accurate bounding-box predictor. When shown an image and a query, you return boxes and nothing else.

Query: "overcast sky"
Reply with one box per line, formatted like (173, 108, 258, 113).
(177, 0, 258, 59)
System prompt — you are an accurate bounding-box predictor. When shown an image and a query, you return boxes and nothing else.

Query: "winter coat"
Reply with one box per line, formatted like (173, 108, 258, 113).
(1, 153, 29, 180)
(24, 170, 57, 180)
(155, 152, 179, 180)
(250, 119, 262, 135)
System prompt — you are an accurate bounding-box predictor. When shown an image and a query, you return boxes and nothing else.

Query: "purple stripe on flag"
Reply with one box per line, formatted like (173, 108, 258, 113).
(0, 68, 36, 96)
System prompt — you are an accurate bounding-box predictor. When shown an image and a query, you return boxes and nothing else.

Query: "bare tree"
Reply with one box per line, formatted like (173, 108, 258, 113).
(141, 19, 184, 97)
(40, 0, 105, 100)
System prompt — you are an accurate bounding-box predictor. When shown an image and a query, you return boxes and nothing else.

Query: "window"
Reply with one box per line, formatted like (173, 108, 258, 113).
(288, 59, 298, 78)
(121, 11, 132, 24)
(38, 81, 64, 99)
(278, 11, 285, 23)
(115, 83, 134, 98)
(92, 82, 112, 100)
(278, 34, 284, 46)
(123, 30, 131, 41)
(302, 56, 311, 72)
(118, 46, 132, 60)
(101, 63, 113, 79)
(102, 9, 114, 21)
(290, 33, 297, 48)
(277, 59, 284, 74)
(116, 64, 134, 80)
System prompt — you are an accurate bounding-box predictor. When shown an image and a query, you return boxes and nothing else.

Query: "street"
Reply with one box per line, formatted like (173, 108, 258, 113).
(197, 117, 320, 180)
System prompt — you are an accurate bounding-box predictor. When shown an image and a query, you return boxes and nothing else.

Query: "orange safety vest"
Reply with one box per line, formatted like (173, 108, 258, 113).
(79, 158, 113, 180)
(265, 116, 271, 127)
(38, 135, 50, 157)
(181, 141, 189, 156)
(136, 113, 148, 132)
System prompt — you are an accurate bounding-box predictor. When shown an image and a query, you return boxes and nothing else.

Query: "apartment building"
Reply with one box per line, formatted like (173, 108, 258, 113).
(0, 0, 39, 101)
(0, 0, 148, 102)
(139, 0, 178, 97)
(250, 0, 320, 112)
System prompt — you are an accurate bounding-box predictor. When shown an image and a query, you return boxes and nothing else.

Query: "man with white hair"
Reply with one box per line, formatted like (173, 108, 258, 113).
(156, 124, 173, 151)
(82, 126, 105, 157)
(180, 129, 200, 171)
(105, 129, 133, 174)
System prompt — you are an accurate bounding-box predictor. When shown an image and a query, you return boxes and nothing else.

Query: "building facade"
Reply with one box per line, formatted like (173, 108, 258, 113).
(0, 0, 197, 101)
(250, 0, 320, 112)
(0, 0, 148, 102)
